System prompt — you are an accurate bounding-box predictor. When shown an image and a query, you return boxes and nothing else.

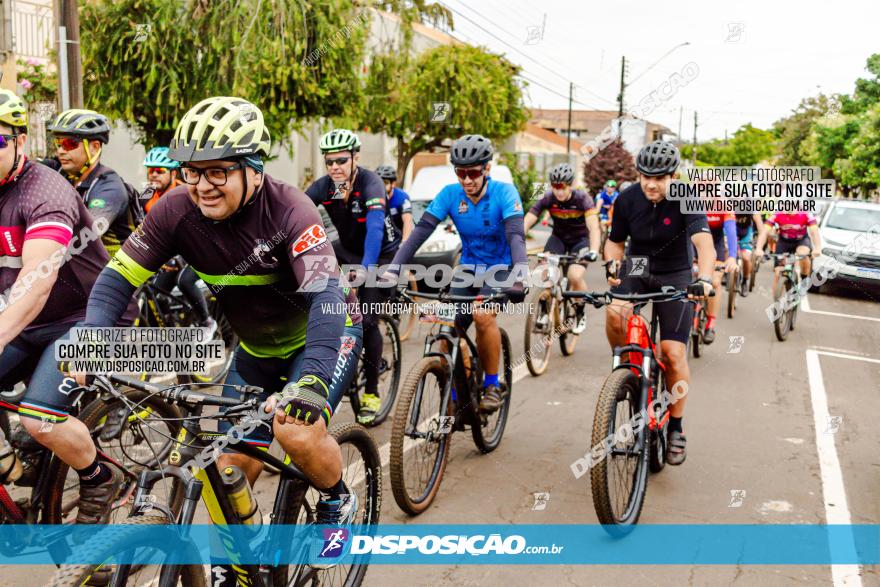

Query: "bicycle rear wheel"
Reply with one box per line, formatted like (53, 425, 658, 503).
(272, 422, 382, 587)
(46, 514, 206, 587)
(471, 328, 513, 453)
(691, 307, 705, 359)
(350, 315, 400, 427)
(44, 391, 182, 524)
(727, 267, 737, 319)
(590, 369, 648, 534)
(389, 357, 451, 515)
(523, 289, 553, 376)
(648, 369, 668, 474)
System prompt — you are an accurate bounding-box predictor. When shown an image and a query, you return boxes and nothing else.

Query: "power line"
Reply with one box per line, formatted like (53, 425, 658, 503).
(443, 0, 617, 107)
(437, 1, 613, 109)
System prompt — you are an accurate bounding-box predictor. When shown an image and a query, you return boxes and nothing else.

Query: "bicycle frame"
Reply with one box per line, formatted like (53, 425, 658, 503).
(125, 395, 314, 587)
(610, 304, 668, 434)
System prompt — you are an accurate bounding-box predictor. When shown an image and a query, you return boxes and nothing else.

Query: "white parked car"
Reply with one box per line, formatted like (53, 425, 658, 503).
(813, 199, 880, 291)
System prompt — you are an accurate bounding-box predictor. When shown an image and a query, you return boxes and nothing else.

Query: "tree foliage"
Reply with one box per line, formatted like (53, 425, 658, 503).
(680, 124, 775, 167)
(772, 94, 836, 167)
(79, 0, 410, 149)
(582, 141, 637, 196)
(352, 43, 529, 178)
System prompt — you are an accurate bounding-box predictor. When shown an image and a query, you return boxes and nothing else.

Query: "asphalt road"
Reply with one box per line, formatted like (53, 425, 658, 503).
(4, 259, 879, 586)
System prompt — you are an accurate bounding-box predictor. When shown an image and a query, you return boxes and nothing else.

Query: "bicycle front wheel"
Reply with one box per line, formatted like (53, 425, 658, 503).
(523, 288, 553, 376)
(590, 369, 649, 534)
(773, 277, 793, 341)
(389, 356, 451, 515)
(273, 422, 382, 587)
(47, 514, 206, 587)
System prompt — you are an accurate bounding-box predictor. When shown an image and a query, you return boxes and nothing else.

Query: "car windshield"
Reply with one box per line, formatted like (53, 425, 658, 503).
(411, 200, 430, 222)
(825, 205, 880, 232)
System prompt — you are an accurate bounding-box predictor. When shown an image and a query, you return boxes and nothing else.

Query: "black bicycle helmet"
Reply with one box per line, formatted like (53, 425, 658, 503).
(48, 109, 111, 144)
(450, 134, 494, 166)
(548, 163, 575, 184)
(375, 165, 397, 181)
(636, 140, 680, 176)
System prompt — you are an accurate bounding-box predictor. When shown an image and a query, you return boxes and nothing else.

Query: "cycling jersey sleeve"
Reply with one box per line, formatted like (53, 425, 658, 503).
(500, 183, 525, 220)
(504, 215, 528, 268)
(83, 267, 137, 327)
(686, 213, 711, 237)
(106, 195, 177, 287)
(20, 164, 76, 246)
(723, 218, 738, 259)
(304, 177, 327, 206)
(528, 193, 549, 217)
(399, 191, 412, 215)
(360, 172, 387, 267)
(86, 173, 128, 235)
(389, 212, 441, 272)
(425, 185, 453, 220)
(284, 208, 346, 384)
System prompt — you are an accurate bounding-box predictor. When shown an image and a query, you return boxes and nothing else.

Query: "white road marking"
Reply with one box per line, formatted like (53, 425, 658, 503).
(801, 297, 880, 323)
(805, 349, 864, 587)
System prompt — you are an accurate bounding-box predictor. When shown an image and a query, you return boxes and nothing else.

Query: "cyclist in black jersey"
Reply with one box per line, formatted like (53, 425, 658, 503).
(306, 129, 400, 424)
(604, 140, 715, 466)
(523, 163, 600, 332)
(70, 100, 362, 576)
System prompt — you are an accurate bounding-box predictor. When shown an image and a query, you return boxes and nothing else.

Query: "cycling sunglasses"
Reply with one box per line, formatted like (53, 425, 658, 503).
(550, 182, 569, 190)
(53, 136, 83, 151)
(0, 134, 16, 149)
(454, 166, 485, 180)
(325, 156, 351, 168)
(147, 167, 170, 175)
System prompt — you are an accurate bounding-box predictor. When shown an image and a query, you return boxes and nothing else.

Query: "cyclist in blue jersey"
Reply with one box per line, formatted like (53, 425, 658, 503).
(389, 135, 528, 412)
(596, 179, 619, 222)
(376, 165, 413, 241)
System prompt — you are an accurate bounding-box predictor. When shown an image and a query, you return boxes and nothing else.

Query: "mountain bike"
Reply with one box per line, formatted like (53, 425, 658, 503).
(135, 264, 237, 384)
(766, 253, 809, 342)
(564, 285, 710, 535)
(47, 373, 382, 587)
(0, 382, 180, 528)
(523, 252, 585, 376)
(346, 314, 401, 427)
(389, 288, 512, 515)
(725, 259, 741, 319)
(389, 274, 419, 342)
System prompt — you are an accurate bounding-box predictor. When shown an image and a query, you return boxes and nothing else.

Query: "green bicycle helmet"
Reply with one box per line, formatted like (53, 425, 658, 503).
(320, 129, 361, 154)
(0, 89, 28, 131)
(168, 96, 271, 162)
(143, 146, 180, 169)
(48, 109, 110, 143)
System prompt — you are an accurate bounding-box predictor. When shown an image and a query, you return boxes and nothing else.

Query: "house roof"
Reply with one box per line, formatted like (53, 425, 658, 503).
(523, 123, 584, 150)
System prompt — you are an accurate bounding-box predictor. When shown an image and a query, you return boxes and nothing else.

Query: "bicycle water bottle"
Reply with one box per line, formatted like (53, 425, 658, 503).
(0, 434, 22, 484)
(220, 466, 262, 527)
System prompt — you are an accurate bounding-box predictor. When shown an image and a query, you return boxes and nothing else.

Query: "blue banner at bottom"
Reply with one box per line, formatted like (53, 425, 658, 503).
(0, 524, 877, 565)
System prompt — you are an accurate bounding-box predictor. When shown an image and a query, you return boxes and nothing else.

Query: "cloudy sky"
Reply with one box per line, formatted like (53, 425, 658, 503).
(436, 0, 879, 141)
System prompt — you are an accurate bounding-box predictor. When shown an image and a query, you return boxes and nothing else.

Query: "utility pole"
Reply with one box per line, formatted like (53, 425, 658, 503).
(617, 55, 626, 119)
(692, 111, 698, 165)
(58, 0, 83, 108)
(678, 106, 683, 142)
(566, 82, 573, 155)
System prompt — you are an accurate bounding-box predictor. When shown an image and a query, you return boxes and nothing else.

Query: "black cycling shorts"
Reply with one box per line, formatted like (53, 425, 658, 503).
(610, 265, 694, 344)
(775, 236, 812, 261)
(218, 322, 363, 450)
(3, 322, 82, 425)
(544, 235, 588, 257)
(449, 267, 512, 331)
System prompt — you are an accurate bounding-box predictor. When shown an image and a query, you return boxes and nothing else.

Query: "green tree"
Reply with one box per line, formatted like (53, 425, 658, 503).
(772, 94, 836, 166)
(840, 54, 880, 114)
(499, 152, 541, 209)
(839, 103, 880, 194)
(353, 43, 529, 178)
(79, 1, 446, 150)
(582, 140, 637, 196)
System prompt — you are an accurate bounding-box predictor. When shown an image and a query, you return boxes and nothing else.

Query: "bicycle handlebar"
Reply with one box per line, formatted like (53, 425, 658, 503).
(103, 373, 259, 409)
(562, 285, 715, 307)
(399, 288, 510, 305)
